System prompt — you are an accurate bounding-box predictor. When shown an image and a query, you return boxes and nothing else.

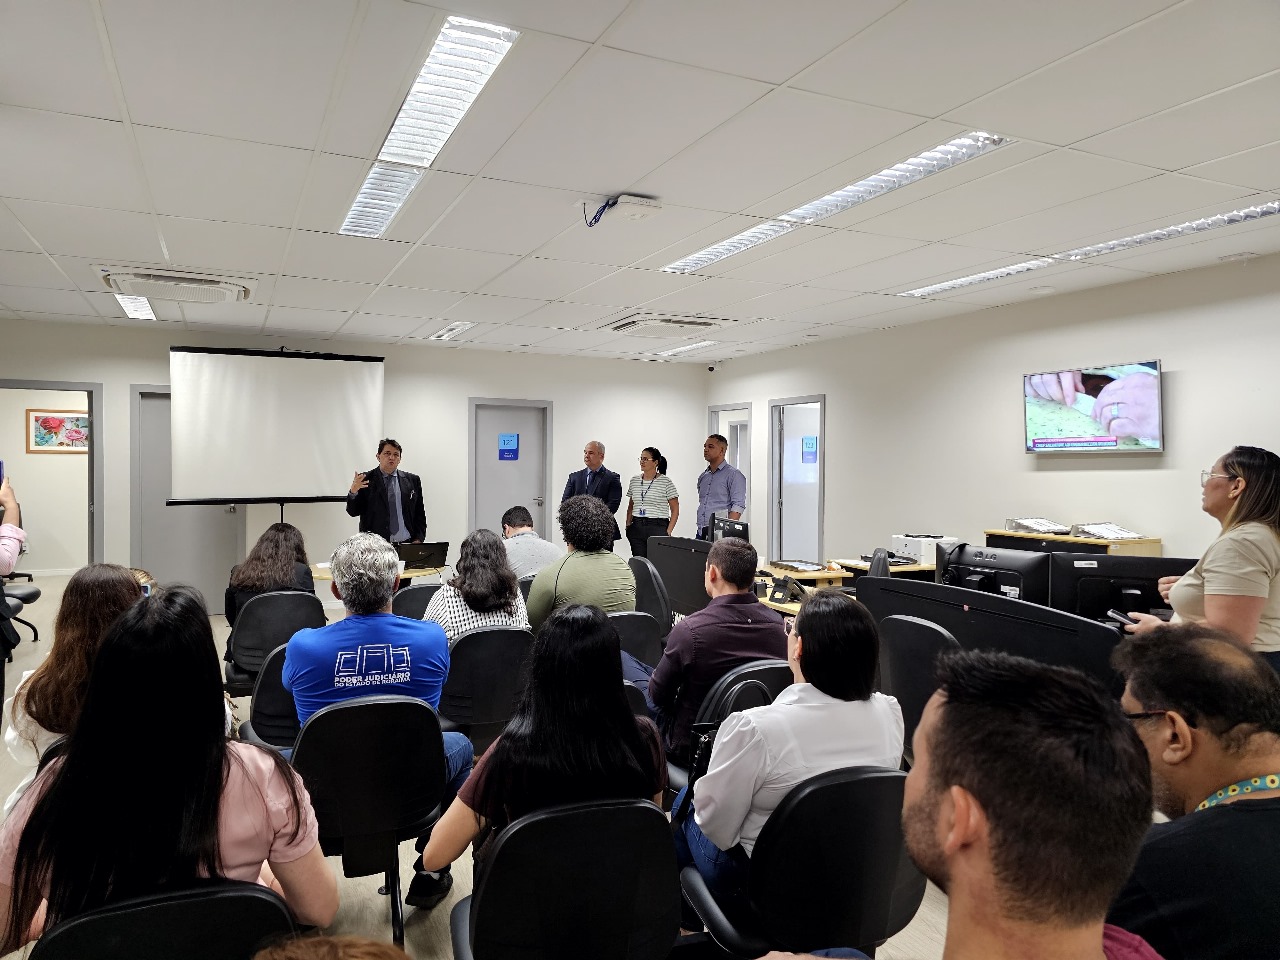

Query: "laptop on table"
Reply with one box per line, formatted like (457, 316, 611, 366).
(395, 542, 449, 570)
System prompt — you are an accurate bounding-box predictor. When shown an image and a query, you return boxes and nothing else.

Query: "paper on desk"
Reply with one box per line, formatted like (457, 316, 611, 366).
(316, 562, 331, 569)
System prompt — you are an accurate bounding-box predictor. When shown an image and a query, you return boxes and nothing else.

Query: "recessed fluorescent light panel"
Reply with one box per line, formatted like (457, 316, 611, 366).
(340, 17, 519, 238)
(428, 321, 474, 341)
(656, 340, 718, 357)
(115, 294, 156, 320)
(662, 132, 1011, 274)
(899, 200, 1280, 297)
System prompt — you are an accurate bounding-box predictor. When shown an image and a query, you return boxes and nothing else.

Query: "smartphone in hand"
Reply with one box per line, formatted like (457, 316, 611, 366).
(1107, 608, 1138, 626)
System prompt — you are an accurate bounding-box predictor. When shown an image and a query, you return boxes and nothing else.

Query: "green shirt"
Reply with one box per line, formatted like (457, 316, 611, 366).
(526, 549, 636, 632)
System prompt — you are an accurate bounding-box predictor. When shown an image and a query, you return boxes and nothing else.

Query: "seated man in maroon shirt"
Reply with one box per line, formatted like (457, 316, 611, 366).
(621, 537, 787, 763)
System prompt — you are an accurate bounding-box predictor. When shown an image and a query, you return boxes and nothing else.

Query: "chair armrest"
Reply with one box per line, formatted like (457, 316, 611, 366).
(679, 866, 771, 959)
(449, 896, 475, 960)
(438, 714, 463, 735)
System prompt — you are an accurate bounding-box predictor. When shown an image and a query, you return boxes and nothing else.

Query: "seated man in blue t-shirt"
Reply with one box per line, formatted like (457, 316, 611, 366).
(283, 532, 467, 911)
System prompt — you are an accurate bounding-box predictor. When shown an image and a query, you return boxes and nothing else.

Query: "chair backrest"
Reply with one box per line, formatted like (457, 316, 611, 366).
(518, 575, 535, 601)
(391, 582, 442, 619)
(28, 879, 295, 960)
(694, 660, 793, 725)
(622, 681, 650, 718)
(718, 678, 774, 716)
(867, 548, 892, 579)
(749, 767, 925, 954)
(468, 800, 680, 960)
(292, 695, 445, 877)
(439, 627, 534, 754)
(877, 615, 959, 766)
(227, 592, 326, 673)
(628, 556, 673, 638)
(609, 611, 664, 667)
(247, 644, 300, 749)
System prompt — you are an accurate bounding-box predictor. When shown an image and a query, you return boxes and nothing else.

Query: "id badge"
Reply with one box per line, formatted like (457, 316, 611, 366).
(637, 507, 647, 517)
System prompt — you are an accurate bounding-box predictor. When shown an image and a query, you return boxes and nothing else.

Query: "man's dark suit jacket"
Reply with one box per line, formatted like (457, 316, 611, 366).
(345, 468, 427, 542)
(561, 466, 623, 541)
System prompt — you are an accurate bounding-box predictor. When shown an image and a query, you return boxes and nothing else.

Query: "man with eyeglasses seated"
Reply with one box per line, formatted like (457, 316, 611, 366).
(1109, 622, 1280, 960)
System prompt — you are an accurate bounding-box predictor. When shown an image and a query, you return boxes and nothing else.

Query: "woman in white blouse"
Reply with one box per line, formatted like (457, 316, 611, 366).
(674, 589, 903, 903)
(624, 447, 679, 558)
(423, 528, 529, 641)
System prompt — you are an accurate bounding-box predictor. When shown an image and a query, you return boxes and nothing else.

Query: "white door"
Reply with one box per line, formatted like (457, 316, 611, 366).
(136, 393, 242, 614)
(472, 403, 550, 536)
(770, 397, 824, 562)
(708, 404, 751, 493)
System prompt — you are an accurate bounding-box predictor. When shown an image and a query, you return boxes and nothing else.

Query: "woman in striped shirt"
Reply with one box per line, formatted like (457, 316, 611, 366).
(624, 447, 680, 559)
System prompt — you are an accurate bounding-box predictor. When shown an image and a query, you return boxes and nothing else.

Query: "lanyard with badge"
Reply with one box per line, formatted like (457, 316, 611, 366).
(637, 477, 656, 517)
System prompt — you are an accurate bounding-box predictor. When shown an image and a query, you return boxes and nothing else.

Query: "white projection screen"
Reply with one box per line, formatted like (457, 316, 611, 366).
(169, 348, 385, 502)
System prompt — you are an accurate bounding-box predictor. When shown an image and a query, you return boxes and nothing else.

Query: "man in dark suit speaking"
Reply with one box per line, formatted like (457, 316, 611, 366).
(346, 438, 427, 543)
(561, 440, 622, 548)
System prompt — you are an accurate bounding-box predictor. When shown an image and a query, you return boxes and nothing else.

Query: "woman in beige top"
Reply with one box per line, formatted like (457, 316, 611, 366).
(1127, 446, 1280, 668)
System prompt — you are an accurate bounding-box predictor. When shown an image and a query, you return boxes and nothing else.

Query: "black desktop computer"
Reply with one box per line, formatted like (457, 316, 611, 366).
(935, 543, 1052, 607)
(1049, 553, 1198, 621)
(710, 516, 749, 542)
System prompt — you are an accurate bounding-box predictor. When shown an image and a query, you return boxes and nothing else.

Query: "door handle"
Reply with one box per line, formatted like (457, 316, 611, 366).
(532, 496, 545, 507)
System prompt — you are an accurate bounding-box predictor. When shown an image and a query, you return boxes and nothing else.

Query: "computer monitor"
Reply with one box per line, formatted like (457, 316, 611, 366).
(1049, 552, 1198, 621)
(711, 516, 749, 542)
(646, 536, 711, 617)
(856, 576, 1122, 692)
(935, 543, 1052, 606)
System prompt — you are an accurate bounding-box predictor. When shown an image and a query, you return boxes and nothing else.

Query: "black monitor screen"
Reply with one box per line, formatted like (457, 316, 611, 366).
(1049, 553, 1198, 621)
(711, 517, 749, 542)
(937, 544, 1052, 606)
(646, 536, 711, 617)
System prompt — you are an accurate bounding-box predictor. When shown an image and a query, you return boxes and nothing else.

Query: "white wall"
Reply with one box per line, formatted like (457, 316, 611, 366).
(710, 254, 1280, 561)
(1, 322, 710, 571)
(0, 388, 90, 571)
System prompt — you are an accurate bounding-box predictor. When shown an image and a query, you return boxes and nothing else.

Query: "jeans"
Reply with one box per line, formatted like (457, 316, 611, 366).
(672, 786, 751, 908)
(619, 652, 663, 721)
(441, 731, 474, 808)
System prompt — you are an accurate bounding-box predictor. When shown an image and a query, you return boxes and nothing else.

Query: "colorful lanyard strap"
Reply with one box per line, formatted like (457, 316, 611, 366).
(1198, 773, 1280, 810)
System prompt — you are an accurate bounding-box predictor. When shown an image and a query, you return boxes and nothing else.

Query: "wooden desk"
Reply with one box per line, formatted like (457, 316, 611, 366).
(310, 564, 444, 582)
(760, 564, 852, 589)
(760, 595, 802, 616)
(832, 559, 935, 577)
(983, 530, 1163, 557)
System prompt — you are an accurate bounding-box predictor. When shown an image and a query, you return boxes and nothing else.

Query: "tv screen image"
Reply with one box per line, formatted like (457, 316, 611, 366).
(1024, 360, 1163, 453)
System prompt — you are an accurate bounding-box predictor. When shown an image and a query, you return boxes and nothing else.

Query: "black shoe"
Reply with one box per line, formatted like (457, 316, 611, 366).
(405, 868, 453, 910)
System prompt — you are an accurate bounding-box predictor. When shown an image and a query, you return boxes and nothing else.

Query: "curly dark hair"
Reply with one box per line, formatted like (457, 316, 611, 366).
(450, 528, 519, 615)
(558, 495, 616, 552)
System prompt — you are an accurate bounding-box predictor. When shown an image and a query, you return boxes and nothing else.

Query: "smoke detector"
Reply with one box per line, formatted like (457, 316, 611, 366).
(595, 312, 726, 338)
(97, 267, 255, 304)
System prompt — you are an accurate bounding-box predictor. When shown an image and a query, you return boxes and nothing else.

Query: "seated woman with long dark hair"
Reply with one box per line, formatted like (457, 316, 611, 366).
(225, 522, 314, 626)
(0, 586, 338, 949)
(422, 528, 529, 640)
(410, 604, 665, 897)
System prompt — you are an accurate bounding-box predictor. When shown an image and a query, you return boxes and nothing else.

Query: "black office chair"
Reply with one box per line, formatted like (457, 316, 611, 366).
(623, 680, 651, 717)
(291, 695, 446, 947)
(681, 767, 925, 958)
(629, 556, 674, 639)
(610, 611, 664, 667)
(518, 575, 535, 601)
(667, 660, 793, 795)
(439, 626, 534, 754)
(391, 582, 442, 619)
(451, 800, 680, 960)
(28, 878, 295, 960)
(3, 580, 40, 644)
(867, 548, 892, 579)
(224, 592, 326, 697)
(238, 644, 300, 751)
(1, 593, 25, 662)
(877, 615, 959, 767)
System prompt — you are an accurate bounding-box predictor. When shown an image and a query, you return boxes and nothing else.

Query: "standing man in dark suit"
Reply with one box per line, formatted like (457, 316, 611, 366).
(561, 440, 622, 548)
(346, 438, 427, 543)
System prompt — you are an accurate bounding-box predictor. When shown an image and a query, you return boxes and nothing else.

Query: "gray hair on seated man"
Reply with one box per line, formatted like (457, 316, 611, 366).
(330, 533, 399, 615)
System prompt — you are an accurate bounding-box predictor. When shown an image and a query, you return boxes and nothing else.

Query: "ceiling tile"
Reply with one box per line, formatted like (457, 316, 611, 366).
(177, 302, 268, 327)
(360, 285, 466, 318)
(532, 203, 728, 268)
(426, 179, 582, 255)
(811, 243, 1019, 294)
(943, 0, 1280, 145)
(527, 328, 635, 351)
(274, 275, 376, 311)
(103, 0, 358, 148)
(0, 285, 98, 316)
(719, 230, 928, 284)
(844, 298, 984, 329)
(562, 267, 703, 307)
(134, 126, 312, 228)
(627, 214, 770, 271)
(707, 318, 822, 343)
(0, 106, 149, 210)
(0, 0, 121, 120)
(412, 0, 629, 43)
(1085, 212, 1280, 273)
(1186, 141, 1280, 193)
(478, 257, 614, 299)
(337, 312, 429, 338)
(294, 153, 372, 234)
(159, 218, 291, 275)
(382, 170, 473, 243)
(635, 90, 925, 214)
(283, 231, 410, 283)
(726, 285, 854, 318)
(5, 200, 163, 262)
(0, 204, 38, 253)
(940, 262, 1150, 306)
(605, 0, 900, 84)
(391, 245, 521, 292)
(443, 293, 546, 323)
(465, 323, 563, 346)
(794, 0, 1178, 117)
(640, 277, 783, 315)
(1075, 72, 1280, 172)
(482, 48, 771, 192)
(779, 292, 914, 324)
(505, 301, 619, 328)
(0, 250, 79, 291)
(264, 306, 351, 333)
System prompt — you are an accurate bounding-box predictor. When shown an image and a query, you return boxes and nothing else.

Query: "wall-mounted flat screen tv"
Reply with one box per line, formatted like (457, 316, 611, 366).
(1024, 360, 1163, 454)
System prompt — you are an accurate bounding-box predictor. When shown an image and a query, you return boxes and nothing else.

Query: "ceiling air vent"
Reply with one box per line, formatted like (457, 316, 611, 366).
(597, 312, 724, 338)
(101, 269, 255, 304)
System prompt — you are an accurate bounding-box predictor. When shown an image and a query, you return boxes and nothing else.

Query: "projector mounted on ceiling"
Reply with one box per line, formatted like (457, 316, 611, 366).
(98, 267, 256, 304)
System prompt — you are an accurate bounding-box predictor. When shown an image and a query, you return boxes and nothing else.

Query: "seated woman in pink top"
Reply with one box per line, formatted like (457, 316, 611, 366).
(0, 586, 339, 950)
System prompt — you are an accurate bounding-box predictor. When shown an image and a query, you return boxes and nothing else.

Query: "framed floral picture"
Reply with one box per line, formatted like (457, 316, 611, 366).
(27, 409, 90, 454)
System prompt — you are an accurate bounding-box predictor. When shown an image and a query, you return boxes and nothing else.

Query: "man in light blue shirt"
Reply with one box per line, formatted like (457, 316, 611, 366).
(696, 434, 747, 540)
